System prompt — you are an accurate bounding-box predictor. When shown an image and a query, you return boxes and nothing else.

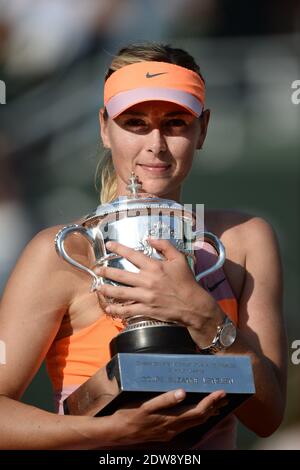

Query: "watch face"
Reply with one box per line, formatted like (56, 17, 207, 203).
(220, 322, 237, 348)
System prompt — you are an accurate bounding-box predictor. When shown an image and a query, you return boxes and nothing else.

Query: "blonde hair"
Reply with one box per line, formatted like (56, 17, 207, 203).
(98, 42, 204, 204)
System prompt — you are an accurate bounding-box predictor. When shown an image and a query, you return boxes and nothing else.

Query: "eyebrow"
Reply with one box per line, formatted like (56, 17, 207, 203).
(120, 110, 192, 117)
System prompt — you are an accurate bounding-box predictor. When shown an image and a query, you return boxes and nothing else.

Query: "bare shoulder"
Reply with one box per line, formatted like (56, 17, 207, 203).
(11, 225, 68, 282)
(2, 223, 91, 309)
(205, 209, 279, 251)
(204, 210, 281, 300)
(19, 223, 90, 269)
(23, 225, 63, 260)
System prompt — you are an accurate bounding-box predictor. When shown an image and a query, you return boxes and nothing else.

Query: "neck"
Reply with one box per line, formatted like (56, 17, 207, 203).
(116, 184, 182, 202)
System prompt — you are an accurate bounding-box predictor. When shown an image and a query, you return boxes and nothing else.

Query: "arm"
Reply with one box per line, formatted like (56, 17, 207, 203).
(182, 217, 287, 436)
(225, 217, 287, 436)
(0, 228, 226, 449)
(0, 227, 96, 449)
(97, 217, 287, 438)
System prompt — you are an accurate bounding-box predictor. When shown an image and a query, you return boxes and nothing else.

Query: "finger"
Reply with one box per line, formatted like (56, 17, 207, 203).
(210, 397, 230, 415)
(98, 283, 144, 302)
(160, 390, 227, 419)
(178, 390, 227, 420)
(95, 265, 144, 287)
(214, 396, 229, 410)
(105, 302, 151, 319)
(106, 241, 154, 269)
(196, 390, 226, 408)
(142, 389, 186, 413)
(147, 238, 183, 261)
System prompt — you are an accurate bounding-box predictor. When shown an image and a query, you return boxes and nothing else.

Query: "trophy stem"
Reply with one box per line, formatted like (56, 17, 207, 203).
(109, 319, 198, 357)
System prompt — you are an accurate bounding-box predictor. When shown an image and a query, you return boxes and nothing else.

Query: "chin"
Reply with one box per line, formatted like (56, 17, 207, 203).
(140, 183, 168, 196)
(143, 188, 177, 201)
(134, 176, 180, 200)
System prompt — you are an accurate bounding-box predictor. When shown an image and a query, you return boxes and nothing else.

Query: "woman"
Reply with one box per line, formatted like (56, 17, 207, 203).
(0, 43, 287, 449)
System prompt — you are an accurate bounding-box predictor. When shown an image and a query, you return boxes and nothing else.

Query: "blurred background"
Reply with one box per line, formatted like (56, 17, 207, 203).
(0, 0, 299, 449)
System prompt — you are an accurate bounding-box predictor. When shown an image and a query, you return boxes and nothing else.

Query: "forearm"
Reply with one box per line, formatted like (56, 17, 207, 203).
(188, 304, 285, 436)
(188, 321, 285, 437)
(223, 330, 285, 436)
(0, 395, 116, 449)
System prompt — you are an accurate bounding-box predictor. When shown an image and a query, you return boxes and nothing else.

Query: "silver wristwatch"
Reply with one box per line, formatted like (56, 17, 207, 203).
(201, 316, 237, 354)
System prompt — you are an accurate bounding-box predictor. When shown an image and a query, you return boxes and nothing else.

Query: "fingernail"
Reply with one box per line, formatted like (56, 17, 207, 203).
(105, 306, 111, 313)
(174, 389, 185, 401)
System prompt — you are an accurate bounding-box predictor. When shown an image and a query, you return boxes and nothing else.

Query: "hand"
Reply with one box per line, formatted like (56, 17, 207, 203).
(96, 238, 218, 329)
(108, 389, 228, 446)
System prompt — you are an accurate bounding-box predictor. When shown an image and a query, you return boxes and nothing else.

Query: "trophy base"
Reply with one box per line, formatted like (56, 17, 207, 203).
(63, 353, 255, 448)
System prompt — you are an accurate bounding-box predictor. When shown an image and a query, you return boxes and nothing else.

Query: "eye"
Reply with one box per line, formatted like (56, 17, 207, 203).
(164, 119, 188, 128)
(162, 118, 190, 135)
(124, 118, 147, 128)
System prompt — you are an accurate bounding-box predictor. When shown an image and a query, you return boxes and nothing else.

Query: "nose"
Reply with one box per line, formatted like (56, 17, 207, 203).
(146, 128, 167, 155)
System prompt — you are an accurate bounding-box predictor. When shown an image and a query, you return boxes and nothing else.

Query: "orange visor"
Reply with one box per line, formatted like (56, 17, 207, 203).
(104, 61, 205, 118)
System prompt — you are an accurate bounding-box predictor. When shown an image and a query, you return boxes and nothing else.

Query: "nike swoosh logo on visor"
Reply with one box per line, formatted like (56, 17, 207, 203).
(146, 72, 168, 78)
(207, 277, 226, 292)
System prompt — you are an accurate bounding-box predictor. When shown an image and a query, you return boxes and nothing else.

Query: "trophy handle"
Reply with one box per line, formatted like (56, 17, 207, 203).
(194, 231, 226, 281)
(55, 224, 118, 291)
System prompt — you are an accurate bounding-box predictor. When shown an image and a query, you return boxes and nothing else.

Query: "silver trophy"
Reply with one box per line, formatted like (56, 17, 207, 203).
(55, 173, 254, 446)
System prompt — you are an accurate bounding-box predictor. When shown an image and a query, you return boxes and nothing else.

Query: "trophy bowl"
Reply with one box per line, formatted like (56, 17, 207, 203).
(55, 193, 225, 292)
(55, 192, 225, 355)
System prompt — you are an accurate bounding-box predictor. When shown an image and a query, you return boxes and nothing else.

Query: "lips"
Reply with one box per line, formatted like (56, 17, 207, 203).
(137, 163, 171, 174)
(138, 163, 171, 167)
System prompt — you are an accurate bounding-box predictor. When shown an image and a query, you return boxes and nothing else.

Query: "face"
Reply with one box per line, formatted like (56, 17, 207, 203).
(100, 101, 210, 201)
